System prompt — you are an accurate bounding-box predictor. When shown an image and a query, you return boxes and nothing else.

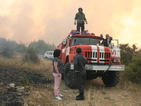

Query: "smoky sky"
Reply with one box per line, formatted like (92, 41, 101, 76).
(0, 0, 141, 47)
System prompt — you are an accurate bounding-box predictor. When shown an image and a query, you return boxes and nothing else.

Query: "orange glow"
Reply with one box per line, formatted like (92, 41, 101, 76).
(0, 0, 141, 47)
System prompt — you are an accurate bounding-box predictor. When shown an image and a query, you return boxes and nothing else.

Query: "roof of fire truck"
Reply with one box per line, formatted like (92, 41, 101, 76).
(67, 30, 103, 39)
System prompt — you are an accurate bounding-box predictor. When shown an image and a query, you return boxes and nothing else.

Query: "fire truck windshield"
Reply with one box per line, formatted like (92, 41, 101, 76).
(72, 37, 102, 45)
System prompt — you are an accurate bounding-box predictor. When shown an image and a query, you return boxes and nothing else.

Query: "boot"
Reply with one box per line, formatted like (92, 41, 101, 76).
(76, 93, 84, 100)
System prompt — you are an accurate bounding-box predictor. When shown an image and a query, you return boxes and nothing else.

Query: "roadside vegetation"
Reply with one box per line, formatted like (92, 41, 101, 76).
(120, 44, 141, 85)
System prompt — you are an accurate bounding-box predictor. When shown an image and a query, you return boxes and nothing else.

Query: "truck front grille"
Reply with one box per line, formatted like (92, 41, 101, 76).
(85, 52, 110, 58)
(85, 51, 111, 63)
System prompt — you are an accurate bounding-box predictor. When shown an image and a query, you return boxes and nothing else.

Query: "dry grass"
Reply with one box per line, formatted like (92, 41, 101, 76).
(0, 56, 22, 67)
(0, 55, 141, 106)
(0, 55, 53, 80)
(24, 87, 55, 106)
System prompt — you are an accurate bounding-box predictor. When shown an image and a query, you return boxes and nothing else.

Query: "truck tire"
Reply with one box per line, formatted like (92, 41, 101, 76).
(64, 63, 77, 89)
(102, 71, 120, 87)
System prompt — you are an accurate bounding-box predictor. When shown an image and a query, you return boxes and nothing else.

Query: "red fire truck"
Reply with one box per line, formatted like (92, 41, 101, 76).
(57, 30, 125, 88)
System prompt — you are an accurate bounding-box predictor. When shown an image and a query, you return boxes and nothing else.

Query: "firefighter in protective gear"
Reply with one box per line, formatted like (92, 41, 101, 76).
(74, 47, 87, 100)
(74, 7, 88, 33)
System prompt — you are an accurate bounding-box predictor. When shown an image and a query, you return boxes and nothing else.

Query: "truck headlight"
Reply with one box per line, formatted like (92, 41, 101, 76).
(112, 58, 117, 63)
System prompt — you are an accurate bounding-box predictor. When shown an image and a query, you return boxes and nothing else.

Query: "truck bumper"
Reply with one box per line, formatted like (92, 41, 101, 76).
(70, 64, 125, 71)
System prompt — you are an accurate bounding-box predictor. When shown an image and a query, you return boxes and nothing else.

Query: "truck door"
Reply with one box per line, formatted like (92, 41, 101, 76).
(61, 39, 67, 63)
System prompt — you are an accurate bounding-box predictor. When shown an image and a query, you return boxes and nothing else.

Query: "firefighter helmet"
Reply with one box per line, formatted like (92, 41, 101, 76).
(78, 7, 83, 11)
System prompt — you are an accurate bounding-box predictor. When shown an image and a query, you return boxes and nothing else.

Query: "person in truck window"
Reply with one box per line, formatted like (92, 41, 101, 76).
(52, 49, 64, 100)
(102, 34, 113, 47)
(73, 47, 87, 100)
(74, 7, 88, 33)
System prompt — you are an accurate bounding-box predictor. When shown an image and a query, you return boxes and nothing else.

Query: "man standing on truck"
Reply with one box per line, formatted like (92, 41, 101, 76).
(74, 47, 87, 100)
(74, 7, 88, 33)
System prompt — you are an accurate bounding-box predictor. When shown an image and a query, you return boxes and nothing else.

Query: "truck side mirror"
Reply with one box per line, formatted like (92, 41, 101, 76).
(111, 43, 114, 48)
(62, 39, 67, 46)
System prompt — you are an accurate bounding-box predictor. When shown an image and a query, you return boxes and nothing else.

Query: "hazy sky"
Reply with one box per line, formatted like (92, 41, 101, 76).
(0, 0, 141, 47)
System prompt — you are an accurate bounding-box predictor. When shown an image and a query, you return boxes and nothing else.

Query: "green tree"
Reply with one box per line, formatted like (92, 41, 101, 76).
(22, 48, 40, 64)
(0, 37, 56, 55)
(1, 48, 14, 58)
(122, 52, 141, 84)
(28, 40, 56, 54)
(120, 44, 137, 65)
(0, 38, 7, 50)
(0, 38, 19, 51)
(17, 43, 27, 53)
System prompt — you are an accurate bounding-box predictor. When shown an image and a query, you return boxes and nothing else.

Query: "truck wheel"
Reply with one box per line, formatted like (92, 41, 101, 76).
(102, 71, 120, 87)
(64, 63, 77, 89)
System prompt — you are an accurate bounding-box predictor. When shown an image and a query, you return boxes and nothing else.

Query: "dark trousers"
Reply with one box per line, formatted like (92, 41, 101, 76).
(77, 22, 85, 32)
(75, 71, 86, 93)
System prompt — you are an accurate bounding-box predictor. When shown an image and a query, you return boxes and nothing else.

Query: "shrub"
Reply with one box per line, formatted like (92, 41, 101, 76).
(0, 48, 15, 58)
(22, 48, 40, 64)
(122, 53, 141, 84)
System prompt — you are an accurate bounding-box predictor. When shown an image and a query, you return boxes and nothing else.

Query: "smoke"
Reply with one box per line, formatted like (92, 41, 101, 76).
(0, 0, 141, 47)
